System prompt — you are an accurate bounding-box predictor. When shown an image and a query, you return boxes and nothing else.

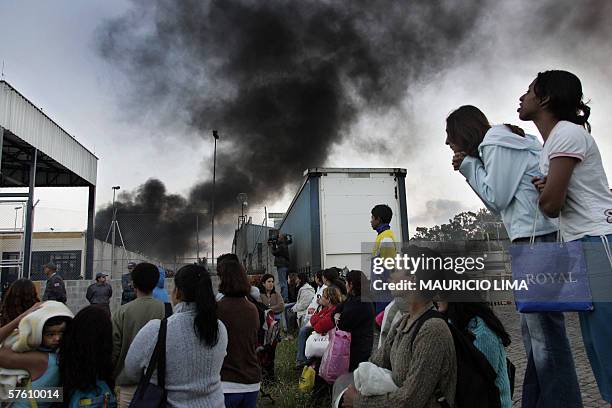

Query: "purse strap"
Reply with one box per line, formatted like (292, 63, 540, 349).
(156, 319, 167, 393)
(139, 318, 167, 398)
(530, 199, 563, 247)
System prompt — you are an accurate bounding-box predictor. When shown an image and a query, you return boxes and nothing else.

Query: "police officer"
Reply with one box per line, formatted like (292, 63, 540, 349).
(86, 272, 113, 316)
(121, 262, 137, 305)
(42, 263, 67, 303)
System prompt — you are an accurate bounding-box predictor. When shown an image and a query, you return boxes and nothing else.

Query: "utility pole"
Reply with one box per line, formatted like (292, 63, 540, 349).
(211, 130, 219, 268)
(111, 186, 120, 277)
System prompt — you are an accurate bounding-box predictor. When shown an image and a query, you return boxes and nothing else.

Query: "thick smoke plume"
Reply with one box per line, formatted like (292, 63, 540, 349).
(94, 0, 612, 258)
(94, 0, 488, 257)
(94, 179, 200, 259)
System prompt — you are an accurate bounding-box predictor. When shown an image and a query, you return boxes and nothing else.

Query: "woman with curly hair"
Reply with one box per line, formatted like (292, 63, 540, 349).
(0, 279, 40, 327)
(58, 305, 117, 407)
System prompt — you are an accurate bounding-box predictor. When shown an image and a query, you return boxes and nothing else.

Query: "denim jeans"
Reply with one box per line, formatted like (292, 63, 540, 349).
(296, 324, 313, 364)
(521, 312, 582, 408)
(224, 391, 258, 408)
(578, 234, 612, 403)
(276, 266, 289, 301)
(515, 232, 582, 407)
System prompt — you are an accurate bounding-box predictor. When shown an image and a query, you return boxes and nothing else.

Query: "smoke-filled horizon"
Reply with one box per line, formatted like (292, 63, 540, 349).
(93, 0, 612, 258)
(93, 0, 488, 256)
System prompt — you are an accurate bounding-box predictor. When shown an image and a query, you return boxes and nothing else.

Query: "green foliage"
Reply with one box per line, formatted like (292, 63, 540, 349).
(413, 208, 507, 241)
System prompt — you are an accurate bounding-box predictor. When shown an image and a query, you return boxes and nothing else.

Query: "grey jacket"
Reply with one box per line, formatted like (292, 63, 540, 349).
(86, 282, 113, 305)
(42, 273, 67, 303)
(124, 302, 228, 408)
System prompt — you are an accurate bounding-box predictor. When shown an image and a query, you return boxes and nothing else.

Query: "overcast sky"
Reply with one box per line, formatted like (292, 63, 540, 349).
(1, 0, 612, 255)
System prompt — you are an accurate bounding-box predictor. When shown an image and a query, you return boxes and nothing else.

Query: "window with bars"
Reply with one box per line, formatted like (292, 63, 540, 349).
(2, 251, 82, 280)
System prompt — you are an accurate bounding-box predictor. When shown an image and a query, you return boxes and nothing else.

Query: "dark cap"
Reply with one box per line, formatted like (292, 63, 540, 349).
(44, 263, 57, 271)
(95, 272, 107, 279)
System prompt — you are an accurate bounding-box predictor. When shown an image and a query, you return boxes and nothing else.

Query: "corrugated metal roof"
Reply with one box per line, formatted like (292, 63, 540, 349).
(0, 80, 97, 186)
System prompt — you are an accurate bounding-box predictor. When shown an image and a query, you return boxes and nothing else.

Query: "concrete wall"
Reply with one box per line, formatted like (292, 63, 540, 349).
(1, 232, 162, 281)
(34, 278, 182, 315)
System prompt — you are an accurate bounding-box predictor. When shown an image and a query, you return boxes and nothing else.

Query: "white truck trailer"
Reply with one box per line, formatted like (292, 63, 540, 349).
(278, 168, 409, 274)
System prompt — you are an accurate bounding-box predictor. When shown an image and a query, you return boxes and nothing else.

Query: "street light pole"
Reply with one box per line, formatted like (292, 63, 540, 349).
(111, 186, 120, 278)
(211, 130, 219, 268)
(196, 215, 200, 262)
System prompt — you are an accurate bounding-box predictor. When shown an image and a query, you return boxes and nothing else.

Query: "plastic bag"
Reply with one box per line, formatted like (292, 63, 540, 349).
(319, 328, 351, 384)
(298, 365, 316, 392)
(305, 331, 329, 359)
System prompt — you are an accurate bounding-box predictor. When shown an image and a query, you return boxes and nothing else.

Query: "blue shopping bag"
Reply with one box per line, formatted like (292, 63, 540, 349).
(509, 240, 593, 312)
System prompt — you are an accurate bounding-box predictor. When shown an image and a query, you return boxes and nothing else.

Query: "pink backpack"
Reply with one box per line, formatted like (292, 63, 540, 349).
(319, 328, 351, 383)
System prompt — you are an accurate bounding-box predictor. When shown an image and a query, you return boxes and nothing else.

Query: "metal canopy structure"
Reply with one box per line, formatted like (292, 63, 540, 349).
(0, 80, 98, 282)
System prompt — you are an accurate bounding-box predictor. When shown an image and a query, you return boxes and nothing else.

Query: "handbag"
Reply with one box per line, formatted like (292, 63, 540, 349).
(305, 331, 329, 359)
(510, 211, 593, 312)
(129, 319, 167, 408)
(319, 328, 351, 384)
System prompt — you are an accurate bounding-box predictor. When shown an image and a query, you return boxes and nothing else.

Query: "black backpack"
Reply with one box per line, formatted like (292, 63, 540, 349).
(409, 309, 501, 408)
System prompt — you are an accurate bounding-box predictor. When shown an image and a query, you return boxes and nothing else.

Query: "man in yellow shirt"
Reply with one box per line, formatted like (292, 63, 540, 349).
(370, 204, 397, 314)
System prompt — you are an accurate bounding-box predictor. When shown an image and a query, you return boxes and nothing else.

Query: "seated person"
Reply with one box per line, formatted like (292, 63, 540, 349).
(336, 249, 457, 408)
(438, 301, 512, 408)
(310, 287, 342, 335)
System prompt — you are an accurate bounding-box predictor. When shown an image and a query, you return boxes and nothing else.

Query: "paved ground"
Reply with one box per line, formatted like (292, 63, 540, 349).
(495, 305, 608, 407)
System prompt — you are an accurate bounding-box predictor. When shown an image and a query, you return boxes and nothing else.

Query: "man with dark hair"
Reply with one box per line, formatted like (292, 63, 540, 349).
(370, 204, 398, 314)
(42, 263, 67, 303)
(121, 262, 137, 305)
(112, 262, 165, 407)
(370, 204, 396, 259)
(86, 272, 113, 316)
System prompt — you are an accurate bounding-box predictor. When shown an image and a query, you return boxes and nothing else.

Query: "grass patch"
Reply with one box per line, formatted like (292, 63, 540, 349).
(258, 337, 331, 407)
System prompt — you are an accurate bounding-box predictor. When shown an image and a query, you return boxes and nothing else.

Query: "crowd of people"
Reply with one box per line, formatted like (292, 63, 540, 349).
(0, 69, 610, 407)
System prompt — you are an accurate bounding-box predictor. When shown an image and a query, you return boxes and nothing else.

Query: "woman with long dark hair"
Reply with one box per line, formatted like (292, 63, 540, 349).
(0, 279, 40, 326)
(334, 270, 375, 371)
(59, 306, 117, 407)
(216, 261, 261, 408)
(446, 104, 581, 408)
(259, 273, 285, 316)
(438, 301, 511, 408)
(124, 264, 228, 407)
(521, 70, 612, 405)
(337, 257, 456, 408)
(322, 267, 347, 297)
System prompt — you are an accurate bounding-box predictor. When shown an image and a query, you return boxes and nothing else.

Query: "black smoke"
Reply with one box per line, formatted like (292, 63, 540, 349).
(95, 0, 611, 258)
(94, 179, 202, 258)
(94, 0, 492, 257)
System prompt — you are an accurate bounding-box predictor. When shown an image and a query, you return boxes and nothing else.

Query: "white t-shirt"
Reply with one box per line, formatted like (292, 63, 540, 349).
(540, 121, 612, 241)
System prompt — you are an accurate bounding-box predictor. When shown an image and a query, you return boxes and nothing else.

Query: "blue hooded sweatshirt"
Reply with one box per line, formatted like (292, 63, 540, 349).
(459, 124, 558, 241)
(153, 266, 170, 304)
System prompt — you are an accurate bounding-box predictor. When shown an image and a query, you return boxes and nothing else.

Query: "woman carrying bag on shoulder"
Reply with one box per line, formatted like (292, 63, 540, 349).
(520, 70, 612, 405)
(124, 265, 228, 408)
(446, 104, 581, 408)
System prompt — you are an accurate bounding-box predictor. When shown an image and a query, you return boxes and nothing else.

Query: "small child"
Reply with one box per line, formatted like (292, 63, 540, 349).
(309, 287, 343, 335)
(0, 301, 73, 407)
